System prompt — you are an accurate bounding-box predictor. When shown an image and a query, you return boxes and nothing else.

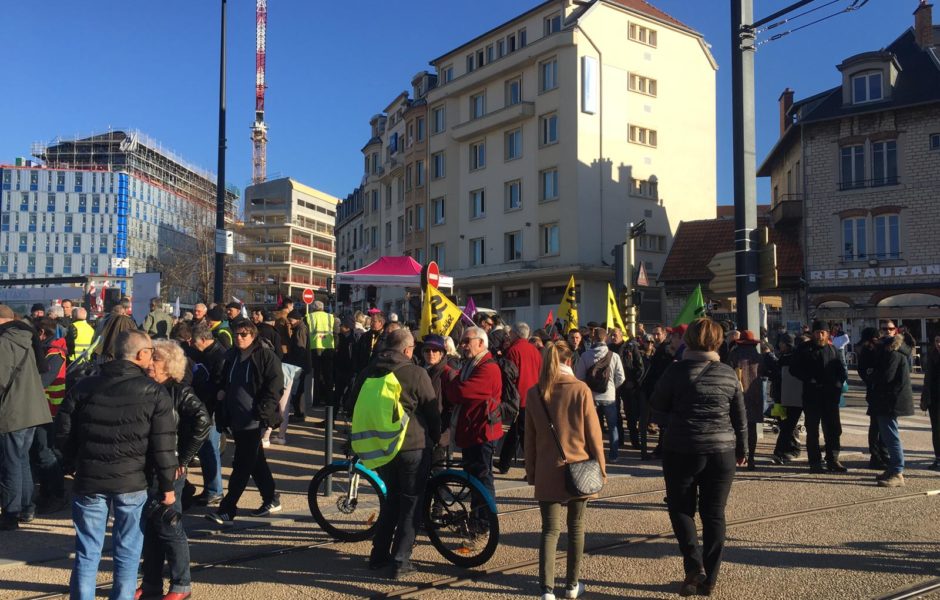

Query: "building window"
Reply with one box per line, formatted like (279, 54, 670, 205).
(416, 204, 425, 231)
(540, 58, 558, 92)
(46, 193, 56, 212)
(840, 145, 865, 189)
(852, 71, 883, 104)
(629, 73, 657, 96)
(372, 190, 379, 211)
(63, 254, 71, 274)
(18, 234, 27, 252)
(441, 64, 454, 83)
(519, 28, 527, 47)
(371, 226, 378, 248)
(505, 180, 522, 211)
(432, 105, 446, 134)
(476, 49, 484, 69)
(432, 243, 445, 268)
(466, 54, 475, 73)
(27, 254, 36, 274)
(629, 125, 657, 147)
(540, 113, 558, 145)
(871, 140, 898, 186)
(470, 141, 486, 171)
(930, 133, 940, 151)
(505, 128, 523, 160)
(629, 22, 657, 47)
(874, 214, 900, 259)
(540, 223, 560, 256)
(397, 216, 404, 242)
(385, 221, 392, 246)
(414, 247, 425, 264)
(416, 117, 425, 142)
(505, 231, 523, 262)
(432, 197, 445, 225)
(471, 92, 486, 119)
(485, 44, 494, 64)
(470, 189, 485, 219)
(541, 168, 559, 201)
(497, 39, 506, 58)
(637, 234, 667, 253)
(842, 217, 867, 261)
(508, 33, 517, 53)
(544, 13, 562, 35)
(415, 160, 425, 187)
(470, 237, 485, 266)
(505, 77, 522, 106)
(432, 152, 446, 179)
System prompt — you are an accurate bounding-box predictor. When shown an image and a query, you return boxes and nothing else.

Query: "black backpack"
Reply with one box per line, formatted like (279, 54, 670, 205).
(584, 351, 613, 394)
(485, 358, 521, 426)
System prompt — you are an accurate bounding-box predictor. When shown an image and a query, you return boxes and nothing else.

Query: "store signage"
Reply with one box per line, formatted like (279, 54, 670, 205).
(810, 264, 940, 281)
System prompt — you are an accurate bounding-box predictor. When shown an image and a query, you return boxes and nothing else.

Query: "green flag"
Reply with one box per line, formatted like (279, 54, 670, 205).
(673, 284, 706, 327)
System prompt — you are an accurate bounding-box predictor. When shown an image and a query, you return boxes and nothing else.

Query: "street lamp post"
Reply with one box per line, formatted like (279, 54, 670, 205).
(214, 0, 228, 305)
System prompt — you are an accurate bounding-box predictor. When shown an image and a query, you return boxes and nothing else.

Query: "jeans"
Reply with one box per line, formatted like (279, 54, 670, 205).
(868, 416, 890, 466)
(499, 408, 525, 468)
(803, 392, 842, 465)
(290, 369, 310, 416)
(219, 428, 276, 516)
(597, 402, 620, 461)
(198, 422, 224, 497)
(462, 440, 497, 499)
(371, 448, 430, 569)
(875, 415, 904, 475)
(141, 476, 191, 594)
(663, 450, 736, 586)
(626, 390, 649, 452)
(0, 427, 36, 519)
(539, 499, 588, 593)
(71, 489, 148, 600)
(31, 421, 65, 498)
(773, 407, 803, 457)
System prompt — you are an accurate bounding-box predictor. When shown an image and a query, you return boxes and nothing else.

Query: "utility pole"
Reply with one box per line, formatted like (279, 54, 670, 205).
(214, 0, 228, 305)
(615, 220, 645, 338)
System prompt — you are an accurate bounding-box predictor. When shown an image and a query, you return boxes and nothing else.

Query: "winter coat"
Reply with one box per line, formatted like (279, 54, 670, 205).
(791, 341, 847, 404)
(0, 321, 52, 434)
(574, 343, 626, 404)
(165, 380, 212, 468)
(192, 340, 227, 416)
(923, 347, 940, 410)
(869, 335, 915, 418)
(525, 373, 607, 502)
(426, 359, 455, 447)
(857, 344, 879, 407)
(730, 344, 765, 425)
(350, 348, 441, 452)
(220, 342, 284, 432)
(354, 329, 386, 373)
(777, 352, 802, 408)
(285, 321, 311, 370)
(444, 351, 503, 447)
(143, 309, 175, 339)
(651, 351, 748, 457)
(505, 337, 542, 409)
(55, 360, 178, 494)
(257, 323, 283, 359)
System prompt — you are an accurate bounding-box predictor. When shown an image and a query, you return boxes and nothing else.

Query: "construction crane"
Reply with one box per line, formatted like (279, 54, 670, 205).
(251, 0, 268, 184)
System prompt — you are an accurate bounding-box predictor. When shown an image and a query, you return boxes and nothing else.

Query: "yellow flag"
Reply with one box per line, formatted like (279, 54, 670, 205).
(419, 284, 463, 338)
(558, 275, 579, 332)
(606, 284, 627, 337)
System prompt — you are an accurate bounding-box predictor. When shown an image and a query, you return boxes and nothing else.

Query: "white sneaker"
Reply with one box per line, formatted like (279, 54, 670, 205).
(563, 582, 585, 598)
(539, 594, 556, 600)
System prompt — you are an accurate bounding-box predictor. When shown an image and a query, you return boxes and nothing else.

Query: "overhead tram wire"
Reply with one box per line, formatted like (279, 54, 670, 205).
(755, 0, 871, 46)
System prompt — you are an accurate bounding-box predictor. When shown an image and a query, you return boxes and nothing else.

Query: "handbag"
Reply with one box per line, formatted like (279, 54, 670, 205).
(537, 391, 604, 497)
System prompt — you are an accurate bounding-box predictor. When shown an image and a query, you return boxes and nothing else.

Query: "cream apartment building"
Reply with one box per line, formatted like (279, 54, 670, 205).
(423, 0, 716, 324)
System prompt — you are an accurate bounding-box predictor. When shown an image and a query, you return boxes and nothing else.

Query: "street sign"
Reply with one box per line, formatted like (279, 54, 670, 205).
(636, 262, 650, 287)
(422, 261, 441, 289)
(302, 288, 315, 304)
(707, 250, 736, 295)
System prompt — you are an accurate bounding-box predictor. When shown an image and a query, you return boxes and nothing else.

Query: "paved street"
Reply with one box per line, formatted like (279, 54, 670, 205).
(2, 376, 939, 600)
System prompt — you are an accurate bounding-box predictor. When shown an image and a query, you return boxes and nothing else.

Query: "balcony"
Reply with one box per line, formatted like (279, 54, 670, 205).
(771, 194, 803, 226)
(838, 177, 900, 191)
(452, 102, 535, 142)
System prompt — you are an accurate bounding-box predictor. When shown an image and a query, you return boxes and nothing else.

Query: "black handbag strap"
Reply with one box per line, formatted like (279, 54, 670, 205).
(536, 388, 569, 465)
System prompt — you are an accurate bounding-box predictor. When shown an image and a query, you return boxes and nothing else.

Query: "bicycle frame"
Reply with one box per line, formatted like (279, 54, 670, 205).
(432, 468, 498, 514)
(330, 459, 388, 496)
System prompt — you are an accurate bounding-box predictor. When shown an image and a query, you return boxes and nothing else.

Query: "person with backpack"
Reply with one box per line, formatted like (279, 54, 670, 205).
(350, 329, 440, 579)
(575, 328, 625, 463)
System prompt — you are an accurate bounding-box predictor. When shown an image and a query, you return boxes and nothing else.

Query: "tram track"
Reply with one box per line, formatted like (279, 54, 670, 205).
(874, 577, 940, 600)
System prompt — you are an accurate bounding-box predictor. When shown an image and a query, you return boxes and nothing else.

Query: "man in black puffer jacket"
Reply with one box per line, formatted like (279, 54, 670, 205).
(55, 330, 177, 600)
(190, 322, 229, 506)
(868, 333, 914, 487)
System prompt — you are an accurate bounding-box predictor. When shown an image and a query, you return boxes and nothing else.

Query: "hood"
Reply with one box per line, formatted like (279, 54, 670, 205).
(369, 348, 412, 376)
(0, 320, 35, 351)
(885, 334, 911, 356)
(589, 343, 609, 361)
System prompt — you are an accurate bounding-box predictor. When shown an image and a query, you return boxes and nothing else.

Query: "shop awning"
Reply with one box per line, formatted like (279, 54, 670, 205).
(334, 256, 453, 289)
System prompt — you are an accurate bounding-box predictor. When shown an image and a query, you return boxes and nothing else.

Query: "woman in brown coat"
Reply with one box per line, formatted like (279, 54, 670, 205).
(525, 341, 606, 600)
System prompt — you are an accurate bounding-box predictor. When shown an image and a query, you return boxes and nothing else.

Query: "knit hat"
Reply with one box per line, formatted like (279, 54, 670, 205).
(860, 327, 880, 344)
(31, 303, 45, 313)
(811, 320, 828, 332)
(207, 306, 225, 322)
(287, 308, 305, 321)
(422, 334, 446, 351)
(225, 301, 241, 311)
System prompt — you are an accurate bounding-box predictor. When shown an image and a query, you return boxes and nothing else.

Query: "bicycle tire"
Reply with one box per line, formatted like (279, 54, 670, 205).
(308, 462, 385, 542)
(423, 472, 499, 568)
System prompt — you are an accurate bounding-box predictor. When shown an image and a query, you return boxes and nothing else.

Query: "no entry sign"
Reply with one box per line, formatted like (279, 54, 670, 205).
(302, 288, 315, 304)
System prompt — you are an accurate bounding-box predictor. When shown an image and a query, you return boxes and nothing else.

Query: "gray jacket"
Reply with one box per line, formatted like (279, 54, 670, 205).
(0, 321, 52, 434)
(143, 309, 175, 339)
(575, 343, 625, 404)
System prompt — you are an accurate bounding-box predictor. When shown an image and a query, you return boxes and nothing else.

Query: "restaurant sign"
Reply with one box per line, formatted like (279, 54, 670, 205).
(810, 264, 940, 281)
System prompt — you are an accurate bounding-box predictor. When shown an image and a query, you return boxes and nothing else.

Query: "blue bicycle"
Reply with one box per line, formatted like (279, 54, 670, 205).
(308, 453, 500, 568)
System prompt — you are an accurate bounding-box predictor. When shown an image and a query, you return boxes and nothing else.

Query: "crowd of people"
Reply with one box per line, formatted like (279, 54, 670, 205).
(0, 294, 934, 599)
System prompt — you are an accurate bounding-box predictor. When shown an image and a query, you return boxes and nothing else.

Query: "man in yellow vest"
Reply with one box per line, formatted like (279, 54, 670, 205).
(67, 307, 95, 363)
(305, 300, 336, 410)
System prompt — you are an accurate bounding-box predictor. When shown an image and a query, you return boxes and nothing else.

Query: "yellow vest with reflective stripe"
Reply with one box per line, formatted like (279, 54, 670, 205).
(70, 320, 95, 362)
(350, 371, 409, 470)
(306, 310, 335, 350)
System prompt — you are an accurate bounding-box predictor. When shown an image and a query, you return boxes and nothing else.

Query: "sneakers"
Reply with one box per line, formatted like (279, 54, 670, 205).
(269, 435, 288, 446)
(250, 495, 282, 517)
(162, 592, 192, 600)
(194, 492, 223, 507)
(391, 563, 416, 580)
(17, 509, 35, 523)
(679, 571, 707, 597)
(205, 511, 235, 525)
(539, 593, 556, 600)
(875, 470, 890, 482)
(878, 472, 905, 487)
(563, 582, 585, 598)
(827, 460, 849, 473)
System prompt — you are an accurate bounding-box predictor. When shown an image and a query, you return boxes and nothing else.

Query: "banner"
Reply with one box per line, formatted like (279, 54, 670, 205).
(558, 276, 579, 332)
(606, 284, 627, 336)
(419, 284, 463, 338)
(673, 284, 707, 327)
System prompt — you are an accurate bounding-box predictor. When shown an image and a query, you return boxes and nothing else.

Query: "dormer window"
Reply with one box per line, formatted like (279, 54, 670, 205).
(851, 71, 883, 104)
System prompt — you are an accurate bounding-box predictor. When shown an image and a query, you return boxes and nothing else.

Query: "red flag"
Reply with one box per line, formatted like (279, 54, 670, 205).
(543, 309, 553, 329)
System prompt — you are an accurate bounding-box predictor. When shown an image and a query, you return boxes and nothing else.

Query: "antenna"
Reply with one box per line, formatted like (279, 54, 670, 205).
(250, 0, 268, 184)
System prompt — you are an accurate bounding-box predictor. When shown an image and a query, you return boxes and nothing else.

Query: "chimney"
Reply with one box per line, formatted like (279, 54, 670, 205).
(914, 1, 934, 49)
(779, 88, 795, 135)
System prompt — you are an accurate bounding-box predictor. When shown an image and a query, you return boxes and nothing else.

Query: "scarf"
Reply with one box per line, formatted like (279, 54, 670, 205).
(683, 350, 720, 363)
(558, 363, 574, 377)
(460, 351, 488, 382)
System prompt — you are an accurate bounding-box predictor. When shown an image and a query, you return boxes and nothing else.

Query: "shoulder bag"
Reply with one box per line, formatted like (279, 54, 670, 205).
(537, 390, 604, 496)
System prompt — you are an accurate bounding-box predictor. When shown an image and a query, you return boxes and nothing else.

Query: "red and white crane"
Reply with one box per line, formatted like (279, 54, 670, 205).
(250, 0, 268, 184)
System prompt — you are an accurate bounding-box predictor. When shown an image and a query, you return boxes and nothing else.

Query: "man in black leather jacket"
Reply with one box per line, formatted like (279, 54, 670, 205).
(189, 322, 228, 506)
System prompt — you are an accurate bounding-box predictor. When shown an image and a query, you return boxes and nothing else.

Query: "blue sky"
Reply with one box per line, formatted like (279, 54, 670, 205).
(0, 0, 917, 205)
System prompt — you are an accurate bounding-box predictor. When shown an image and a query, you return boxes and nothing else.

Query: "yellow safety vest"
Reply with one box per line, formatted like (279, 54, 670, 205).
(70, 320, 95, 362)
(350, 370, 409, 470)
(306, 310, 335, 351)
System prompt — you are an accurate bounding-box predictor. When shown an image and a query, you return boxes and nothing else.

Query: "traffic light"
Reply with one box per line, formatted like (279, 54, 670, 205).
(632, 290, 643, 306)
(613, 243, 630, 292)
(758, 226, 778, 290)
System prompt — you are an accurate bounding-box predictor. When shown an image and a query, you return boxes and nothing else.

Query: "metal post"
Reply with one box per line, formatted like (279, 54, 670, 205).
(731, 0, 760, 334)
(324, 404, 334, 496)
(625, 223, 637, 337)
(213, 0, 227, 305)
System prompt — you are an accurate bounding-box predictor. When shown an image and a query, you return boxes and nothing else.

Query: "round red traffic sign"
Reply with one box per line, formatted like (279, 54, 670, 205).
(425, 261, 440, 288)
(302, 288, 315, 304)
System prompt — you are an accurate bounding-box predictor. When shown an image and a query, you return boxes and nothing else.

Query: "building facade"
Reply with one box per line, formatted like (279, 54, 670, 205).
(234, 177, 338, 306)
(758, 2, 940, 349)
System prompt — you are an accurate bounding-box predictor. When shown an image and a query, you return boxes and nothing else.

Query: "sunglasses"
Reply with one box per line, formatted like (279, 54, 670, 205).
(460, 337, 478, 345)
(235, 332, 253, 338)
(422, 347, 442, 353)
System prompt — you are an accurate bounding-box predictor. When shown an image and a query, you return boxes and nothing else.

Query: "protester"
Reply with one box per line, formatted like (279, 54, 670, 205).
(224, 302, 242, 323)
(644, 324, 676, 458)
(831, 323, 851, 364)
(857, 327, 890, 469)
(68, 307, 95, 362)
(190, 303, 208, 328)
(651, 318, 747, 597)
(575, 328, 625, 463)
(206, 319, 284, 525)
(253, 308, 283, 359)
(56, 330, 177, 599)
(138, 340, 210, 600)
(305, 300, 336, 411)
(143, 297, 175, 340)
(609, 329, 646, 450)
(525, 341, 606, 600)
(32, 318, 68, 514)
(350, 329, 440, 579)
(567, 329, 584, 358)
(768, 333, 804, 464)
(419, 334, 454, 465)
(334, 317, 358, 414)
(285, 309, 312, 422)
(355, 311, 387, 372)
(729, 330, 764, 469)
(498, 322, 542, 473)
(922, 335, 940, 471)
(189, 322, 227, 506)
(94, 305, 138, 362)
(869, 329, 914, 487)
(207, 307, 232, 349)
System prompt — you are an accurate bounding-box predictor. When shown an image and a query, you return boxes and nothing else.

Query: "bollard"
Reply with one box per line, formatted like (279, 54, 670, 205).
(324, 404, 334, 497)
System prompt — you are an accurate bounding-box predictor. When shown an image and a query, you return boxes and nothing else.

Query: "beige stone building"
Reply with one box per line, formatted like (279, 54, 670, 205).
(233, 177, 338, 305)
(758, 2, 940, 349)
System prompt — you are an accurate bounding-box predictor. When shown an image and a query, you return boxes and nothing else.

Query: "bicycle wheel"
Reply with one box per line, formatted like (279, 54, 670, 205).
(423, 472, 499, 568)
(308, 463, 384, 542)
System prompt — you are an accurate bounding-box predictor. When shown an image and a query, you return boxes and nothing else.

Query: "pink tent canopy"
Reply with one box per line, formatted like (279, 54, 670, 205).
(335, 256, 453, 288)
